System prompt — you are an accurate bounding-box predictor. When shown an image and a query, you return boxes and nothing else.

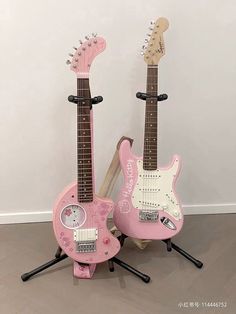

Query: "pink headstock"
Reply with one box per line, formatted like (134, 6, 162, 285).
(66, 34, 106, 78)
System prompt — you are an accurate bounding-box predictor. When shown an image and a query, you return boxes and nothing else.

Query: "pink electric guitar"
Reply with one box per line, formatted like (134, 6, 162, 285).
(114, 18, 184, 240)
(53, 35, 120, 265)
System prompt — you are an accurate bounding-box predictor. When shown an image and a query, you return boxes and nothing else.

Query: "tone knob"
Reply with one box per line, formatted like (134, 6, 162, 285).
(103, 237, 110, 245)
(173, 211, 179, 217)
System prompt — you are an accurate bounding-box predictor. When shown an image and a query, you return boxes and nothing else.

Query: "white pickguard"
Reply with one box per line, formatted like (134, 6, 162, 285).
(131, 159, 182, 221)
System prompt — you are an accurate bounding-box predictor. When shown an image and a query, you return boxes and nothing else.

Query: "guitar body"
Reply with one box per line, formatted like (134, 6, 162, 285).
(114, 139, 184, 240)
(53, 182, 120, 264)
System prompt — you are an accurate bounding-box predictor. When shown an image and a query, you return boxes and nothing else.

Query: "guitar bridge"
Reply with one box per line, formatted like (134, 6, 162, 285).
(73, 228, 98, 253)
(139, 210, 159, 222)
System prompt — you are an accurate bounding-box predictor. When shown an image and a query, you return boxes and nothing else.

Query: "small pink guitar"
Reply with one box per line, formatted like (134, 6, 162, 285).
(53, 35, 120, 265)
(114, 18, 184, 240)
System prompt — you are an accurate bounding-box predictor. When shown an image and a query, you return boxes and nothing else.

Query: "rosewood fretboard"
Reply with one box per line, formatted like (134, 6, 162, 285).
(143, 65, 158, 170)
(77, 78, 93, 202)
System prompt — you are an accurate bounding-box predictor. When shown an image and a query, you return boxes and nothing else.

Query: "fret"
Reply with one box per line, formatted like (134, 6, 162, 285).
(77, 153, 92, 156)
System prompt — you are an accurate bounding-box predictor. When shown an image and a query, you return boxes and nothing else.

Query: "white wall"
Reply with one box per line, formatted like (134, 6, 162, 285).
(0, 0, 236, 223)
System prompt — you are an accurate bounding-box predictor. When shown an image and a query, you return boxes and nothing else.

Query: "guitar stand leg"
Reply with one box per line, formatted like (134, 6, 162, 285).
(110, 257, 150, 283)
(21, 251, 68, 282)
(55, 246, 62, 258)
(166, 238, 172, 252)
(162, 239, 203, 269)
(110, 234, 150, 283)
(108, 259, 115, 272)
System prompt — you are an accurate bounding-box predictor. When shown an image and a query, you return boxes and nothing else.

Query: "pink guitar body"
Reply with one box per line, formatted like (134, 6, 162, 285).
(53, 183, 120, 264)
(114, 139, 184, 240)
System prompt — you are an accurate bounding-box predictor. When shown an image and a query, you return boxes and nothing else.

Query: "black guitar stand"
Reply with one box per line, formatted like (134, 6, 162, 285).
(21, 94, 150, 283)
(119, 234, 203, 269)
(21, 243, 150, 283)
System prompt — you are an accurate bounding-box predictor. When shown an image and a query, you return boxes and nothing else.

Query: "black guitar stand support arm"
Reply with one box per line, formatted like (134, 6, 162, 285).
(21, 243, 150, 283)
(136, 92, 168, 101)
(68, 95, 103, 109)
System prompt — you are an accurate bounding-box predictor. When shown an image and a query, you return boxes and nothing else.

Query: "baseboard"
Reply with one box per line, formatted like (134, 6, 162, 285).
(0, 203, 235, 224)
(0, 211, 52, 224)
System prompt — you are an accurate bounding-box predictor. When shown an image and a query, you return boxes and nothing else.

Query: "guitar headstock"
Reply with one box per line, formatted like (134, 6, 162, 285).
(66, 34, 106, 78)
(142, 17, 169, 65)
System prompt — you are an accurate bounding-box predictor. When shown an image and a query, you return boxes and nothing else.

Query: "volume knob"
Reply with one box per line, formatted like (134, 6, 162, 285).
(103, 237, 110, 245)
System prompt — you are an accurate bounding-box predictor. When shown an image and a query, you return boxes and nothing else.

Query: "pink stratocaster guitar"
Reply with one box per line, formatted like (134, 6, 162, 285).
(53, 35, 120, 265)
(114, 18, 184, 240)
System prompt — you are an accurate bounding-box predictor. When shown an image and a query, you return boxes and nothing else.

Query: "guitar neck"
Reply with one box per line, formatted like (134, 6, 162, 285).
(77, 78, 94, 202)
(143, 65, 158, 170)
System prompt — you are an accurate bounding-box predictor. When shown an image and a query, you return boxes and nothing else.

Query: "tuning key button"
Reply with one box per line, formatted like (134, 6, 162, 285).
(66, 60, 71, 64)
(103, 237, 110, 245)
(93, 39, 97, 44)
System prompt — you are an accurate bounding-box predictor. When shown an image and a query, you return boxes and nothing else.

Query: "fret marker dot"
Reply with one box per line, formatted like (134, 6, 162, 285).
(83, 118, 85, 121)
(150, 114, 153, 116)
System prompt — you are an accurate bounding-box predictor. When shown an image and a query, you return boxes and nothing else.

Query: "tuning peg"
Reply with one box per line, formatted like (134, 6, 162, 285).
(85, 35, 90, 40)
(68, 53, 73, 57)
(66, 60, 71, 65)
(93, 39, 97, 44)
(73, 46, 77, 50)
(150, 21, 155, 25)
(147, 33, 151, 37)
(79, 40, 83, 44)
(141, 51, 145, 56)
(142, 45, 147, 50)
(149, 27, 153, 31)
(144, 38, 149, 43)
(92, 32, 97, 37)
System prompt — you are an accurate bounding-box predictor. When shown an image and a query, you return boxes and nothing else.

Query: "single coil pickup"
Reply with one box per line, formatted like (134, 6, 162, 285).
(138, 188, 160, 192)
